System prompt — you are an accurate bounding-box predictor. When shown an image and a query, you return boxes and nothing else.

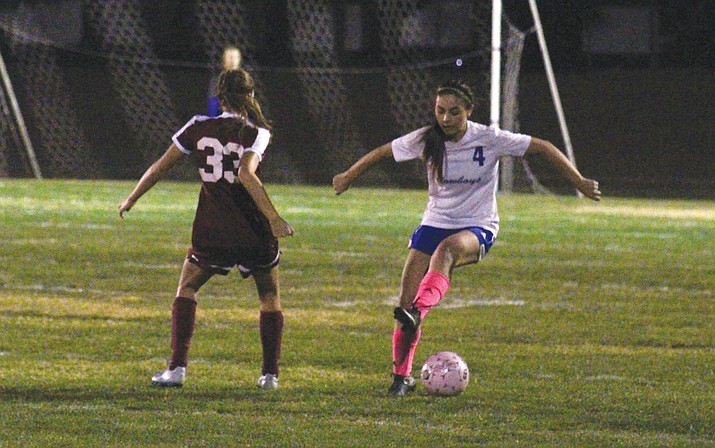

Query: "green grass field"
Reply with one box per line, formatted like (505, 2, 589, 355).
(1, 179, 713, 447)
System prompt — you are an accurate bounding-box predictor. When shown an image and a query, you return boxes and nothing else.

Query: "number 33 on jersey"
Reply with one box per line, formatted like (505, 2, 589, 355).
(197, 137, 241, 183)
(172, 112, 271, 185)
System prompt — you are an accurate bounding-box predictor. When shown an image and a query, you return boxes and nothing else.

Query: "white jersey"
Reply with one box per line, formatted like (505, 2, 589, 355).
(391, 121, 531, 236)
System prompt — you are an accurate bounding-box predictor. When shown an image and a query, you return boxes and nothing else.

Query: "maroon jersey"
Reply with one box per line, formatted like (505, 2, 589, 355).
(172, 113, 277, 256)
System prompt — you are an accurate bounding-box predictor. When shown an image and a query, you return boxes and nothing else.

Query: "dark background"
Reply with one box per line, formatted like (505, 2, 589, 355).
(0, 0, 713, 199)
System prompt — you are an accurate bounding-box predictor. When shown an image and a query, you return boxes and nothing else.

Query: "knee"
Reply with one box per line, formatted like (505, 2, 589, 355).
(259, 290, 280, 312)
(259, 289, 278, 304)
(177, 278, 202, 299)
(257, 281, 279, 307)
(177, 286, 197, 299)
(433, 239, 467, 265)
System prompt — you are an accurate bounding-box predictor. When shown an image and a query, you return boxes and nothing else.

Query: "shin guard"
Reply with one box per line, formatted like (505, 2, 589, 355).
(259, 311, 284, 376)
(413, 271, 450, 320)
(170, 296, 197, 370)
(392, 328, 422, 377)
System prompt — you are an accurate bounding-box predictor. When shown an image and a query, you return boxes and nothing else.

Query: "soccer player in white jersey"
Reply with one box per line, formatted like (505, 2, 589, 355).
(333, 80, 601, 396)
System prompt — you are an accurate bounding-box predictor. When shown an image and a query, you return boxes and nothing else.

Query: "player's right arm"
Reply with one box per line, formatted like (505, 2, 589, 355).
(118, 143, 184, 218)
(237, 151, 295, 238)
(332, 143, 393, 195)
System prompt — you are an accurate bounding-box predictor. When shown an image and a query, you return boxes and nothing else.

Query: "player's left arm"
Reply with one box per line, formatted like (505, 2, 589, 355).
(118, 143, 185, 218)
(525, 137, 601, 201)
(237, 151, 295, 238)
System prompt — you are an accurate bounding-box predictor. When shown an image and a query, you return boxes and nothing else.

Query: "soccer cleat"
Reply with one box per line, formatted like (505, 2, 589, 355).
(257, 373, 279, 390)
(151, 366, 185, 387)
(394, 306, 421, 332)
(387, 374, 416, 397)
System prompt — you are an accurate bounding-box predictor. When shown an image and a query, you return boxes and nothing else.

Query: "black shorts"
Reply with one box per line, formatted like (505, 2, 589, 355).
(187, 245, 281, 278)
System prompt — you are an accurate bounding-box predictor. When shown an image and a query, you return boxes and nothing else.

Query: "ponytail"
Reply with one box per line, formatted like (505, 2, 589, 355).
(216, 68, 272, 131)
(421, 123, 447, 183)
(244, 95, 272, 131)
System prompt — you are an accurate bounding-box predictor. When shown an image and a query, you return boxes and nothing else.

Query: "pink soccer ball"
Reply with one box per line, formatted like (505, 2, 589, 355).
(420, 351, 469, 396)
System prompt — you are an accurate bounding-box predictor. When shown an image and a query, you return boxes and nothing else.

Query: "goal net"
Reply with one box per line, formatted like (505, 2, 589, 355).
(0, 0, 544, 191)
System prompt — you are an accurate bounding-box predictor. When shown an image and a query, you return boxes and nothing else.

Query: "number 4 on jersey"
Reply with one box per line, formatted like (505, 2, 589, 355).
(472, 146, 485, 166)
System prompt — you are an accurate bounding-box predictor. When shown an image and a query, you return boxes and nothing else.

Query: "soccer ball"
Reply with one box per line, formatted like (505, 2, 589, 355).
(420, 351, 469, 396)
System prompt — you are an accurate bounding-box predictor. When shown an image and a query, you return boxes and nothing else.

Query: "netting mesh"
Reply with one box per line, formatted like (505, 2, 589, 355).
(500, 19, 548, 194)
(376, 0, 434, 134)
(195, 1, 251, 73)
(374, 2, 488, 133)
(84, 0, 179, 167)
(286, 0, 363, 174)
(0, 0, 535, 189)
(1, 4, 92, 177)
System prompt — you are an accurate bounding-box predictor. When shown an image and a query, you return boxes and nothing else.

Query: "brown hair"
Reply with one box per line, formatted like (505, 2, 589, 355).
(421, 80, 475, 183)
(216, 68, 272, 131)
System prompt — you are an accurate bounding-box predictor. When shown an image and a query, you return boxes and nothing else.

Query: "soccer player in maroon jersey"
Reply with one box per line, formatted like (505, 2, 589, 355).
(118, 68, 294, 389)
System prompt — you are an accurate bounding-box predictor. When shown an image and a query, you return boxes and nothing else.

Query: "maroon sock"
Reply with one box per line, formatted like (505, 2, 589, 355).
(259, 311, 284, 376)
(169, 296, 197, 370)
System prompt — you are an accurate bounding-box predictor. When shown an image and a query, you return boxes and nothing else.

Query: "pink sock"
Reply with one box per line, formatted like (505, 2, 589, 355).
(392, 328, 422, 376)
(413, 271, 450, 320)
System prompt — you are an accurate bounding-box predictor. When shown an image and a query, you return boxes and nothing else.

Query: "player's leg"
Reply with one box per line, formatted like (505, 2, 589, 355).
(397, 249, 431, 309)
(152, 257, 214, 387)
(412, 228, 493, 319)
(253, 266, 283, 390)
(409, 230, 482, 322)
(389, 249, 430, 396)
(389, 229, 489, 395)
(171, 257, 214, 367)
(429, 229, 483, 275)
(393, 225, 448, 331)
(395, 229, 485, 332)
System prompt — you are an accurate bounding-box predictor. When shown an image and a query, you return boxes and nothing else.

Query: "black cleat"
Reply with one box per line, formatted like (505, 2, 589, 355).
(387, 374, 416, 397)
(394, 306, 421, 332)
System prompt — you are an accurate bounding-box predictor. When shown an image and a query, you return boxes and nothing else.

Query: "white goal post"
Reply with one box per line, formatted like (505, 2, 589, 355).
(492, 0, 580, 196)
(0, 47, 41, 179)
